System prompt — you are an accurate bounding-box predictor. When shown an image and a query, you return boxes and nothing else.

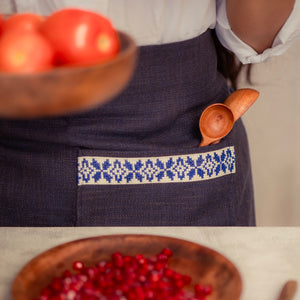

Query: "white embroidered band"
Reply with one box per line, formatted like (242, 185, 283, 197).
(77, 146, 236, 185)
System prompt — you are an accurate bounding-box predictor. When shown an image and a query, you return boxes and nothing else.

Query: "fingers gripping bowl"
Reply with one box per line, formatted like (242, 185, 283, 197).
(12, 234, 242, 300)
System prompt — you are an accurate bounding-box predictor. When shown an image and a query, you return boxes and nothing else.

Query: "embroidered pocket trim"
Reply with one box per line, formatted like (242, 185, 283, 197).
(77, 146, 236, 185)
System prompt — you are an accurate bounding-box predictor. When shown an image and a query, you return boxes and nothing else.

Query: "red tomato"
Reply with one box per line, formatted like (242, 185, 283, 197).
(0, 31, 55, 73)
(0, 13, 3, 34)
(1, 13, 45, 34)
(40, 8, 120, 65)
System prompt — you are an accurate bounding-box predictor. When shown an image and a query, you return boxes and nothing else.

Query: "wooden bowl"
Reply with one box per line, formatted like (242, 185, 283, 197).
(12, 234, 242, 300)
(0, 31, 137, 119)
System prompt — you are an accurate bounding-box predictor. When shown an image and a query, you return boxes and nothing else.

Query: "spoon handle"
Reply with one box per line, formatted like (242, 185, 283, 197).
(224, 88, 259, 122)
(278, 280, 298, 300)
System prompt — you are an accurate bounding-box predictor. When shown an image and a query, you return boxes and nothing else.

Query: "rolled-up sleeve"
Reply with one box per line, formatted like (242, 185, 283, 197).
(215, 0, 300, 64)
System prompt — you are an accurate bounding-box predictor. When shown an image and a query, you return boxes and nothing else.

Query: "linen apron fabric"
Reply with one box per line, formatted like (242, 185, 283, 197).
(0, 30, 255, 226)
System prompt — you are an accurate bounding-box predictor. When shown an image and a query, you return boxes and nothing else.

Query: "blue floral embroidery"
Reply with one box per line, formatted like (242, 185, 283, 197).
(77, 158, 95, 183)
(77, 146, 236, 185)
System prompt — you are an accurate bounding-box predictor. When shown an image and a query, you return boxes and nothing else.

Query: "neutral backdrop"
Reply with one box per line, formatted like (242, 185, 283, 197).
(238, 38, 300, 226)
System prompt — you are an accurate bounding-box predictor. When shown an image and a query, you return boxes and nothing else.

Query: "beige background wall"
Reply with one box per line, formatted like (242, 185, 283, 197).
(238, 39, 300, 226)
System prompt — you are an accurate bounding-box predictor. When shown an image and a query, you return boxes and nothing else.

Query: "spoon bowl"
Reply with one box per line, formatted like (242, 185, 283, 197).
(199, 103, 234, 147)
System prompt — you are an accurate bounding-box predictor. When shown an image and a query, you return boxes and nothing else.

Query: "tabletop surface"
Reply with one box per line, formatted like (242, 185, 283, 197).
(0, 227, 299, 300)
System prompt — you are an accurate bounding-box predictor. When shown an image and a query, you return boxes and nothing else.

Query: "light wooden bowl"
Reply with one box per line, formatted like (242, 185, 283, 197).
(12, 234, 242, 300)
(0, 31, 137, 119)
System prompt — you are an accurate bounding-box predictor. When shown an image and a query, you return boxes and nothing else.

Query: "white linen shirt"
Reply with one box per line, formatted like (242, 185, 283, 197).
(0, 0, 299, 64)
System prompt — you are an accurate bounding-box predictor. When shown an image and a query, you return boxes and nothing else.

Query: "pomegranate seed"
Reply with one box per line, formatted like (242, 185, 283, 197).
(149, 271, 161, 282)
(164, 268, 175, 277)
(161, 248, 173, 257)
(62, 270, 72, 278)
(72, 261, 84, 271)
(156, 253, 168, 262)
(202, 285, 212, 295)
(182, 275, 192, 285)
(145, 289, 155, 298)
(34, 249, 213, 300)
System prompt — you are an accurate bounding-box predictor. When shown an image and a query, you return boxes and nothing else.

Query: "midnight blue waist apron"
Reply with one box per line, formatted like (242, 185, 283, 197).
(0, 30, 255, 226)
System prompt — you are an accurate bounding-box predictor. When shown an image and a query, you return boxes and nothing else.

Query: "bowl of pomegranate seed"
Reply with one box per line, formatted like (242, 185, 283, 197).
(11, 234, 242, 300)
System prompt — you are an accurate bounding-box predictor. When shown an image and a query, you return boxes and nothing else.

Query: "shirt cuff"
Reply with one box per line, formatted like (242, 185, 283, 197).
(215, 0, 300, 64)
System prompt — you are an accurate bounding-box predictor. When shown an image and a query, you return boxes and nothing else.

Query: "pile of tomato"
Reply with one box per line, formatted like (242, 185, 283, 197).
(0, 8, 120, 73)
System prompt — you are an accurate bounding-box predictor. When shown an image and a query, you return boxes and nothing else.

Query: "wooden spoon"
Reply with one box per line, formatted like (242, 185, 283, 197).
(199, 88, 259, 147)
(278, 280, 298, 300)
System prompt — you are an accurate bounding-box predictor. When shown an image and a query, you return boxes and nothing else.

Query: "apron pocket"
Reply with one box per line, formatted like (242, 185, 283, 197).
(76, 136, 241, 226)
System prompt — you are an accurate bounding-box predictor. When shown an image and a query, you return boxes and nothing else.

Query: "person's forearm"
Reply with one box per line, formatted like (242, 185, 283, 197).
(226, 0, 295, 53)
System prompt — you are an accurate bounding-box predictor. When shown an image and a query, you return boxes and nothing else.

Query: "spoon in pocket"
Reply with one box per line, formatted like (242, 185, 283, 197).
(199, 88, 259, 147)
